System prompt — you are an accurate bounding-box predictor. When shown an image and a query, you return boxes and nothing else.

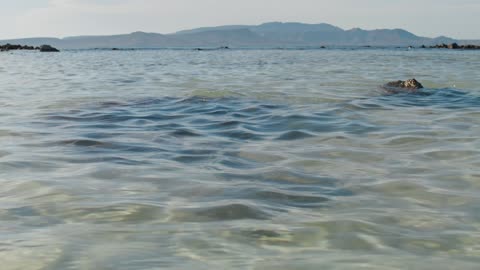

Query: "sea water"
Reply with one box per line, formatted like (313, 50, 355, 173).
(0, 48, 480, 269)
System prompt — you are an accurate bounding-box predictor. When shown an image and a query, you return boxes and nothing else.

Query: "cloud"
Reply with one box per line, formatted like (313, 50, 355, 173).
(11, 0, 146, 37)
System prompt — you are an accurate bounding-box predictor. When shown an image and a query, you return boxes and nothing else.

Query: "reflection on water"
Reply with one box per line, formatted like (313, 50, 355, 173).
(0, 48, 480, 269)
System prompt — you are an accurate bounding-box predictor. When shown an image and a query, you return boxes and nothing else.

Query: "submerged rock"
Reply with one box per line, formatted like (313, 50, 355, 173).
(382, 78, 424, 93)
(39, 45, 60, 52)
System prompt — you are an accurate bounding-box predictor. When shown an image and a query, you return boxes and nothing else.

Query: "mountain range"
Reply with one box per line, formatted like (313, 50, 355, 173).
(1, 22, 477, 49)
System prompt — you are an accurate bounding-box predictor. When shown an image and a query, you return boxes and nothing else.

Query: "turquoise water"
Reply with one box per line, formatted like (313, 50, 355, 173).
(1, 48, 480, 269)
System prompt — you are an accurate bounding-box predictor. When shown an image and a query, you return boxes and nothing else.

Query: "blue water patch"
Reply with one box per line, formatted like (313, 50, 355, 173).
(30, 96, 365, 212)
(40, 96, 379, 152)
(357, 88, 480, 109)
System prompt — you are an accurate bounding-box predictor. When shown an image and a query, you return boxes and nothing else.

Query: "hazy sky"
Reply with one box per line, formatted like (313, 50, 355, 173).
(1, 0, 478, 39)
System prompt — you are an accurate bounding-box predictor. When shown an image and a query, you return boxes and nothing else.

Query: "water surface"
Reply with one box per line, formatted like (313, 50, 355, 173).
(1, 48, 480, 269)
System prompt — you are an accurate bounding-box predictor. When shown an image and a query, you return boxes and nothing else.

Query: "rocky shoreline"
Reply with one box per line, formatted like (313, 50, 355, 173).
(421, 43, 480, 50)
(0, 44, 60, 52)
(2, 43, 478, 51)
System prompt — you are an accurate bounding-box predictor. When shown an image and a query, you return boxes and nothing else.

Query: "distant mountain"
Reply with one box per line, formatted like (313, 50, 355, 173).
(0, 22, 473, 49)
(175, 22, 342, 35)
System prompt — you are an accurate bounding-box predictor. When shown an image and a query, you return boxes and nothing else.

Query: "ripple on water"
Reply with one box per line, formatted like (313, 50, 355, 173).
(169, 203, 271, 222)
(34, 97, 380, 160)
(24, 97, 359, 228)
(358, 87, 480, 109)
(2, 49, 480, 269)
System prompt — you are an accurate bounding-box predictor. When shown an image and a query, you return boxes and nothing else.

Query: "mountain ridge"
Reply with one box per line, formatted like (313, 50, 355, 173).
(1, 22, 477, 49)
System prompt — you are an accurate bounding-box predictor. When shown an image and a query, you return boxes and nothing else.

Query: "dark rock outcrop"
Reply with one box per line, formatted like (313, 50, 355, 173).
(382, 78, 424, 94)
(1, 43, 59, 52)
(194, 46, 230, 51)
(0, 44, 37, 51)
(447, 43, 459, 49)
(430, 43, 480, 50)
(39, 45, 60, 52)
(463, 44, 480, 49)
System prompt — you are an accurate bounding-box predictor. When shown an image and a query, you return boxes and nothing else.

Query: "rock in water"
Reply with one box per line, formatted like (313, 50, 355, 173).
(39, 45, 60, 52)
(448, 43, 460, 49)
(404, 78, 423, 89)
(430, 43, 480, 50)
(0, 44, 37, 51)
(382, 78, 424, 94)
(386, 79, 423, 89)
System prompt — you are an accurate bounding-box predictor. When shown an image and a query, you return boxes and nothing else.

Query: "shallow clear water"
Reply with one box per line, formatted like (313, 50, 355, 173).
(1, 48, 480, 269)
